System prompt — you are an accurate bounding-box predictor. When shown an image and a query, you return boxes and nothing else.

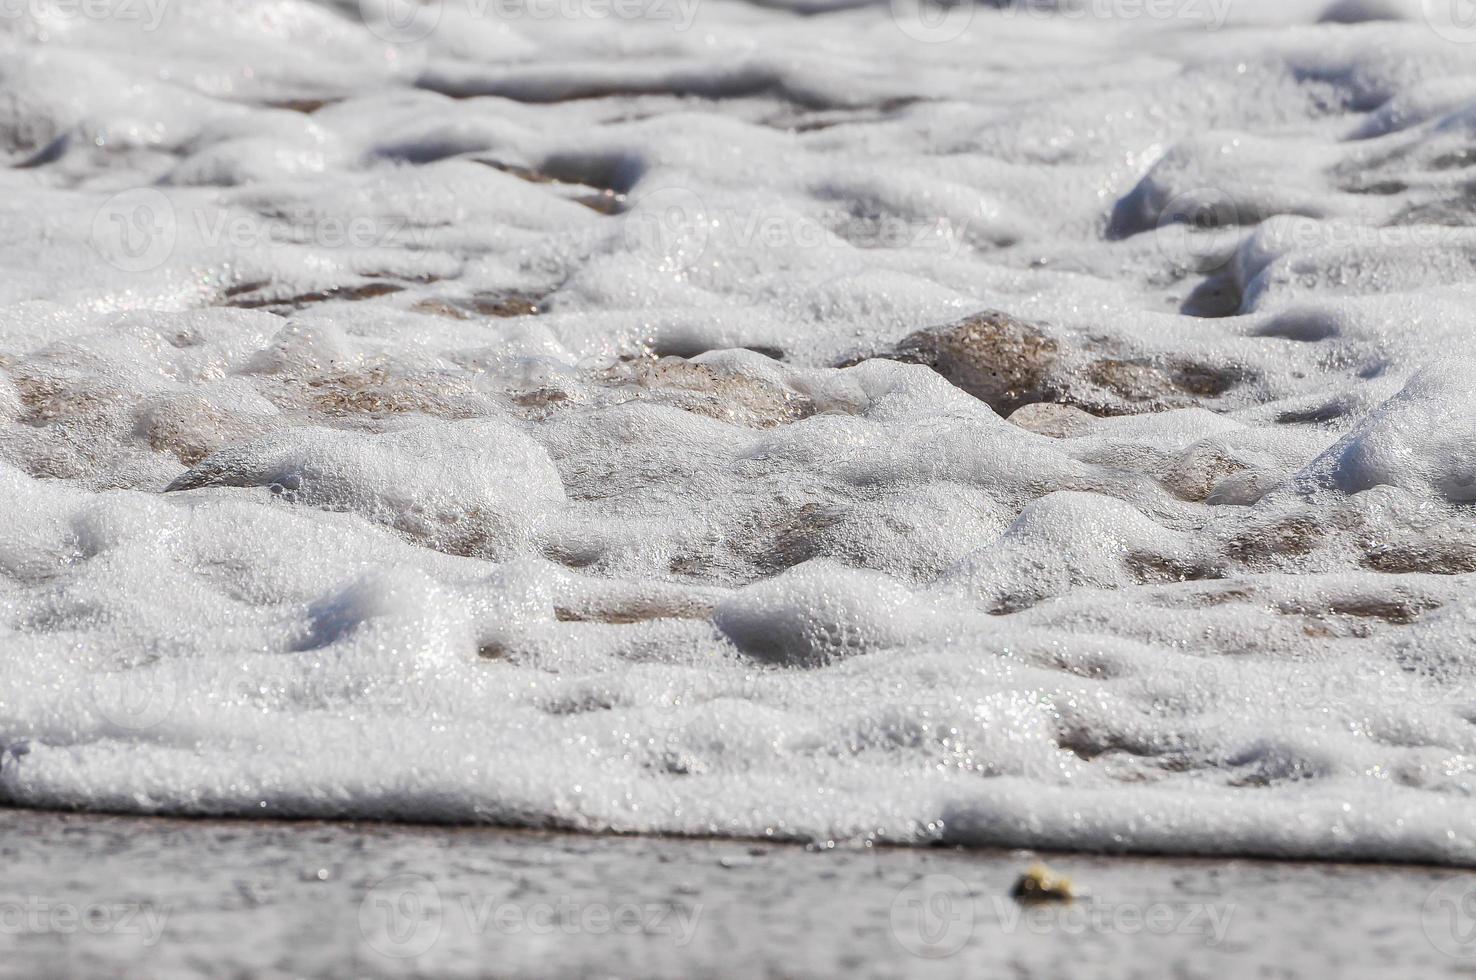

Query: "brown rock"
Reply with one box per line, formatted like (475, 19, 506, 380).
(889, 310, 1061, 416)
(1006, 401, 1096, 438)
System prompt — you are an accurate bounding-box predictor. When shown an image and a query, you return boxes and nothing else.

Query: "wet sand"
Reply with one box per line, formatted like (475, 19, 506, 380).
(0, 807, 1470, 978)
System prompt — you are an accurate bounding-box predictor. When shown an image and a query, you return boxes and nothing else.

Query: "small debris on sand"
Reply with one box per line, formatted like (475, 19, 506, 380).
(1011, 863, 1076, 903)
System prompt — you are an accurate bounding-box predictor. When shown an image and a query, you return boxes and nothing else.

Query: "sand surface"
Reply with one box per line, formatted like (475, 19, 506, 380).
(0, 807, 1471, 978)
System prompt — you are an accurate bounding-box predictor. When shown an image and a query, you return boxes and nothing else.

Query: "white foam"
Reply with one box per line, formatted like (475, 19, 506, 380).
(0, 0, 1473, 864)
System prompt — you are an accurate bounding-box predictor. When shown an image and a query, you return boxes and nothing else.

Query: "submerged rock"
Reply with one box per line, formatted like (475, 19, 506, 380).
(887, 311, 1061, 417)
(860, 310, 1253, 419)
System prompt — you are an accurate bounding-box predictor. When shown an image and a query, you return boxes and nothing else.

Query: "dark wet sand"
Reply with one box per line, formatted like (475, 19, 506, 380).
(0, 807, 1471, 978)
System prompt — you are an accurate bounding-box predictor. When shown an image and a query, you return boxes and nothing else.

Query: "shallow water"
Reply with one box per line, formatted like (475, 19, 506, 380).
(1, 0, 1475, 863)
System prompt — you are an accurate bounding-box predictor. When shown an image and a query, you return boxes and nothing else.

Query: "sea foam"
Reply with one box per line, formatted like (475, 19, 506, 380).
(0, 0, 1473, 864)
